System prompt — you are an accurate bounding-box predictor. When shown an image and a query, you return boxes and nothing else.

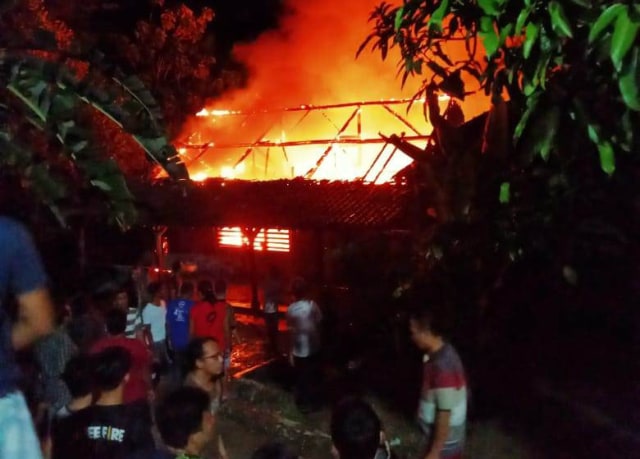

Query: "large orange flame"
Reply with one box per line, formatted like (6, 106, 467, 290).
(178, 0, 489, 183)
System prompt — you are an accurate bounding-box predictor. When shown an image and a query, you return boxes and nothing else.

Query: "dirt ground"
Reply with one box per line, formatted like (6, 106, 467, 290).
(217, 313, 542, 459)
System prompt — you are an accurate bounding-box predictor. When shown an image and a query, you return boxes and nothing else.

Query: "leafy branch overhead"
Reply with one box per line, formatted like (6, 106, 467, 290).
(0, 2, 190, 229)
(361, 0, 640, 175)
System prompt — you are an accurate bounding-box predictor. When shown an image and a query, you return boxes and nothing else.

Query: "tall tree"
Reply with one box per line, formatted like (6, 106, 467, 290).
(0, 0, 189, 228)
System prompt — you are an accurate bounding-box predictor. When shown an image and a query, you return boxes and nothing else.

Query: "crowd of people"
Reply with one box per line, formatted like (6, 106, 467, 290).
(0, 216, 468, 459)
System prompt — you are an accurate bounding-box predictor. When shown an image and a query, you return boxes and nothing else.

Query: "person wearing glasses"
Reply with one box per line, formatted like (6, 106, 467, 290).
(182, 337, 227, 459)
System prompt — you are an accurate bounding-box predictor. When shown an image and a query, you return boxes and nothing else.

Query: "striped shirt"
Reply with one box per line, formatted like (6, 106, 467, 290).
(417, 343, 467, 456)
(126, 308, 143, 338)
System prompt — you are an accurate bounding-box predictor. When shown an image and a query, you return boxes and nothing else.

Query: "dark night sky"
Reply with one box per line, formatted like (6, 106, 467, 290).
(94, 0, 285, 51)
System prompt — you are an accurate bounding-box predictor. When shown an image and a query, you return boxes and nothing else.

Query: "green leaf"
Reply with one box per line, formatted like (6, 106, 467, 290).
(514, 92, 540, 141)
(538, 107, 560, 161)
(478, 0, 501, 16)
(499, 23, 514, 46)
(515, 7, 531, 35)
(589, 3, 625, 43)
(499, 182, 510, 204)
(394, 7, 404, 31)
(598, 140, 616, 175)
(480, 16, 500, 56)
(618, 47, 640, 111)
(548, 1, 573, 38)
(428, 0, 449, 31)
(611, 7, 640, 71)
(523, 22, 539, 59)
(588, 124, 616, 175)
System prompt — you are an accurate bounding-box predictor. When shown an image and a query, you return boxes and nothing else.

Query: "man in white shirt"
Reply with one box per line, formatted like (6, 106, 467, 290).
(286, 277, 322, 413)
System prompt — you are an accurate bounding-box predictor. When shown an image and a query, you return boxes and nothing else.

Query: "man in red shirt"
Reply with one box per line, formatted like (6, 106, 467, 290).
(189, 280, 229, 351)
(91, 308, 152, 407)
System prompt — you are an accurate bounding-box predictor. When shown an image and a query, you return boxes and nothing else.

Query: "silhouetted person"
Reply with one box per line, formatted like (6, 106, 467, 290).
(0, 217, 54, 459)
(409, 308, 467, 459)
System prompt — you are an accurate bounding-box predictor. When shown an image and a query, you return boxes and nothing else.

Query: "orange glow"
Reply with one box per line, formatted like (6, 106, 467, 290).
(218, 227, 290, 253)
(177, 0, 489, 184)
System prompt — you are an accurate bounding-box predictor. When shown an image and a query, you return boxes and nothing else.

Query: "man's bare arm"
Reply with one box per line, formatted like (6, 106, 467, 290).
(12, 287, 54, 350)
(425, 410, 451, 459)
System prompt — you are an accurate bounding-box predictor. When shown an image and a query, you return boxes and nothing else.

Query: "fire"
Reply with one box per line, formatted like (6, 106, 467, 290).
(176, 0, 489, 184)
(218, 227, 290, 253)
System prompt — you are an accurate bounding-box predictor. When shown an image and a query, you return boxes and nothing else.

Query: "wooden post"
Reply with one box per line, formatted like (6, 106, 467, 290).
(242, 227, 261, 312)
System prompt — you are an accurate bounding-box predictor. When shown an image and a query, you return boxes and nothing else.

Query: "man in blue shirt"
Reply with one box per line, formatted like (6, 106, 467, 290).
(166, 281, 195, 383)
(0, 217, 54, 459)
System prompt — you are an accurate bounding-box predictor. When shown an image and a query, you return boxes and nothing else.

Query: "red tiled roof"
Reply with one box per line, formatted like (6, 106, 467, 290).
(134, 178, 411, 230)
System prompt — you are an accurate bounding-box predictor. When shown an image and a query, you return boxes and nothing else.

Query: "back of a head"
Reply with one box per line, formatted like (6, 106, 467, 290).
(92, 346, 132, 392)
(291, 277, 308, 300)
(62, 354, 93, 398)
(251, 442, 298, 459)
(197, 279, 216, 303)
(331, 397, 381, 459)
(147, 281, 162, 298)
(156, 386, 210, 450)
(104, 308, 127, 336)
(180, 281, 194, 297)
(409, 306, 445, 337)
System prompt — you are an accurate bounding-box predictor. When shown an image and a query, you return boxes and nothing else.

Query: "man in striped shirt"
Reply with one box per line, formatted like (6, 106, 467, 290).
(409, 308, 467, 459)
(113, 287, 150, 346)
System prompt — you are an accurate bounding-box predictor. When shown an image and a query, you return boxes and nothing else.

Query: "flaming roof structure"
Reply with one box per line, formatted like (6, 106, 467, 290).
(177, 98, 441, 183)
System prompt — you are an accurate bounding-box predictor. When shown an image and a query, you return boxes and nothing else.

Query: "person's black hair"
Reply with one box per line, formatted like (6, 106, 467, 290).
(214, 279, 227, 297)
(104, 308, 127, 336)
(180, 281, 195, 297)
(91, 346, 132, 392)
(330, 397, 381, 459)
(61, 354, 93, 398)
(251, 442, 299, 459)
(197, 280, 216, 304)
(156, 386, 211, 450)
(408, 307, 445, 337)
(184, 337, 217, 373)
(291, 277, 308, 300)
(147, 281, 163, 297)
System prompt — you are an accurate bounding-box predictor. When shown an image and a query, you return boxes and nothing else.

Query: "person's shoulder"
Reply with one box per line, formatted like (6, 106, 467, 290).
(0, 216, 27, 236)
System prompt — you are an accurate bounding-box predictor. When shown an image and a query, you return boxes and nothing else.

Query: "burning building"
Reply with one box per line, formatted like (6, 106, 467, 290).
(141, 0, 489, 305)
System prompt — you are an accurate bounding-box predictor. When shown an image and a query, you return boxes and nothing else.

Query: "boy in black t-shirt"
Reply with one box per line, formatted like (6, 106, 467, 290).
(53, 346, 155, 459)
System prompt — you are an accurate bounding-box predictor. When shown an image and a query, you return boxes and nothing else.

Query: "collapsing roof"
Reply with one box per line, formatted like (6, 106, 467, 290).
(134, 178, 412, 230)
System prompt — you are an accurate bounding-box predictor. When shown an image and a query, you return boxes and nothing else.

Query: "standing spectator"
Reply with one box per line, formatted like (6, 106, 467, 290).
(113, 287, 145, 341)
(409, 308, 467, 459)
(213, 279, 237, 379)
(190, 280, 228, 353)
(0, 216, 54, 459)
(55, 354, 93, 419)
(34, 301, 77, 415)
(91, 308, 152, 409)
(53, 347, 155, 459)
(156, 386, 227, 459)
(51, 355, 93, 459)
(263, 266, 283, 356)
(286, 277, 323, 413)
(66, 293, 106, 351)
(166, 281, 195, 383)
(142, 281, 169, 374)
(183, 337, 224, 415)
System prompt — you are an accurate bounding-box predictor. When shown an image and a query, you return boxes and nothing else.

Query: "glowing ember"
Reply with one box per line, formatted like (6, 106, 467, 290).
(218, 227, 290, 253)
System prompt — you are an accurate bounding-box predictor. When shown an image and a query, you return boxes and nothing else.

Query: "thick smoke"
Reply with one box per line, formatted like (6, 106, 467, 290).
(179, 0, 489, 180)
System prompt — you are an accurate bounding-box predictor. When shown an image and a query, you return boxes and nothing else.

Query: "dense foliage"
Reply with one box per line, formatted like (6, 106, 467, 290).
(0, 0, 189, 228)
(360, 0, 640, 348)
